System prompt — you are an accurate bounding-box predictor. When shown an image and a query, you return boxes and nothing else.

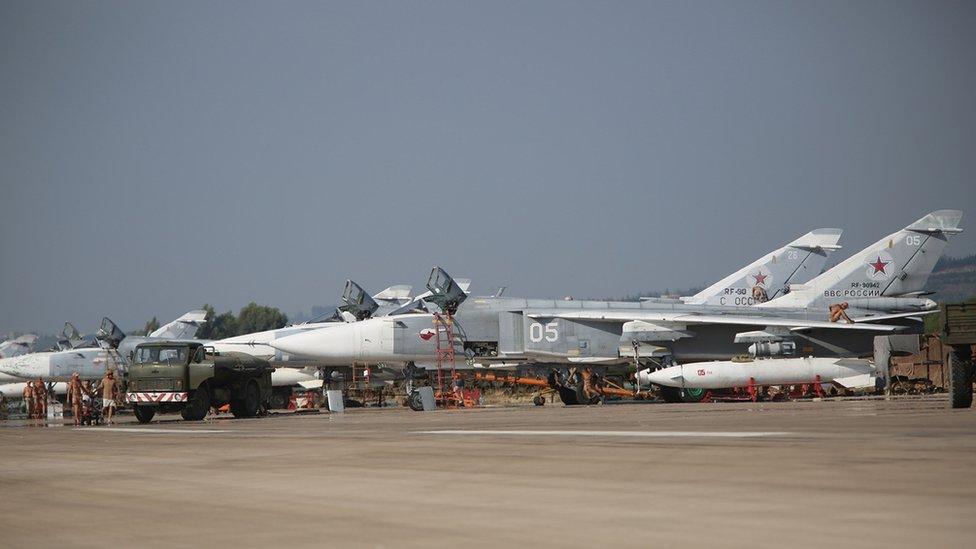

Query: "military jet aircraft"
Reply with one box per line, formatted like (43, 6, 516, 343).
(269, 211, 960, 387)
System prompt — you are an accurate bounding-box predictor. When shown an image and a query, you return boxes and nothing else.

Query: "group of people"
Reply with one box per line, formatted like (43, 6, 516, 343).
(21, 377, 49, 419)
(65, 370, 119, 426)
(19, 370, 120, 425)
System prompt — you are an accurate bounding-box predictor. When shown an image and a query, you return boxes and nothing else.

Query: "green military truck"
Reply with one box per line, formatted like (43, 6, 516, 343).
(943, 303, 976, 408)
(126, 341, 273, 423)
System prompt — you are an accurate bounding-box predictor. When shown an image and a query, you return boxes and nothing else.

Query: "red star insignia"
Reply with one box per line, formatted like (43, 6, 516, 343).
(752, 271, 768, 285)
(869, 256, 889, 274)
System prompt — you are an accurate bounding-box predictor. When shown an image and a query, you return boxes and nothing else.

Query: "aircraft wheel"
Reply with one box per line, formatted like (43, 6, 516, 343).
(533, 395, 545, 406)
(681, 388, 707, 403)
(408, 391, 424, 411)
(948, 349, 973, 409)
(133, 405, 155, 424)
(181, 386, 210, 421)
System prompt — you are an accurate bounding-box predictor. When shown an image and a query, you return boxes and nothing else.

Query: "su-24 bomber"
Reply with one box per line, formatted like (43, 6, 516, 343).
(269, 210, 962, 400)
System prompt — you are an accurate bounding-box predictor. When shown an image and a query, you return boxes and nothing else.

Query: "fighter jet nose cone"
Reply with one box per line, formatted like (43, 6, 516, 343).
(269, 330, 319, 357)
(270, 323, 361, 364)
(922, 298, 938, 310)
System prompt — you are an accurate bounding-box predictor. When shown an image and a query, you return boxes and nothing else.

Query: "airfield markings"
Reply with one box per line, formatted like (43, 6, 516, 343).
(73, 427, 231, 434)
(413, 429, 792, 438)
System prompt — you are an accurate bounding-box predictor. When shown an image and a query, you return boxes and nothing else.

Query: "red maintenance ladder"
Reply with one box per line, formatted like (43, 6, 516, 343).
(433, 312, 459, 408)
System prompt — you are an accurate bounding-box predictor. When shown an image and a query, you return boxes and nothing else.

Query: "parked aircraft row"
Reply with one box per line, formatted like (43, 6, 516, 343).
(0, 210, 963, 403)
(264, 210, 960, 400)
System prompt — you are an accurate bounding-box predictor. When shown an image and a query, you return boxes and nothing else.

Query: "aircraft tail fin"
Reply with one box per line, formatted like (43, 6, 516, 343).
(149, 310, 208, 339)
(683, 228, 843, 306)
(759, 210, 963, 309)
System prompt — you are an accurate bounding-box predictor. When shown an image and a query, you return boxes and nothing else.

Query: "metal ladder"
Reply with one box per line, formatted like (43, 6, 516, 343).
(433, 312, 458, 408)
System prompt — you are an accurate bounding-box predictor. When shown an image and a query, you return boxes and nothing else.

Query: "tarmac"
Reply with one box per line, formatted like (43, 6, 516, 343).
(1, 398, 974, 548)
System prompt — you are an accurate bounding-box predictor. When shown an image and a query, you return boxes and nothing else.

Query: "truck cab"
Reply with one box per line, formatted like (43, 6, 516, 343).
(127, 341, 273, 423)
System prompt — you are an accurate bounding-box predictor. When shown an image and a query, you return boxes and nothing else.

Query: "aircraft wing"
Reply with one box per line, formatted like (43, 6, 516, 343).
(523, 310, 903, 332)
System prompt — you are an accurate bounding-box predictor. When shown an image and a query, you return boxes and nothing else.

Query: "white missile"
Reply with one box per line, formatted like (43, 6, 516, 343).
(270, 368, 318, 387)
(639, 356, 877, 390)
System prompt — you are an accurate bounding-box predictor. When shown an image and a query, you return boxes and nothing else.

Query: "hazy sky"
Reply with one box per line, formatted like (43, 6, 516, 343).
(1, 0, 974, 334)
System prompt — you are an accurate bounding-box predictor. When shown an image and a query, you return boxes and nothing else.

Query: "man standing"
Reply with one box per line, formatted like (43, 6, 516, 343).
(34, 377, 48, 419)
(67, 372, 84, 426)
(23, 381, 34, 419)
(99, 370, 118, 425)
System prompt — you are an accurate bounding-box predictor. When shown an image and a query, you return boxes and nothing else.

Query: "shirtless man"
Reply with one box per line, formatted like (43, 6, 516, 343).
(67, 372, 84, 426)
(829, 302, 854, 324)
(582, 367, 602, 402)
(99, 370, 118, 424)
(34, 377, 48, 419)
(23, 381, 34, 419)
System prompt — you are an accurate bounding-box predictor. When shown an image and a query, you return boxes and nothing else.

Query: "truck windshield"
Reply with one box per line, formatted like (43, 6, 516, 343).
(135, 346, 188, 365)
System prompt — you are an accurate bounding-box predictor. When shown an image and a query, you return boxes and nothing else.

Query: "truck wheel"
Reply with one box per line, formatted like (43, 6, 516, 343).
(232, 381, 261, 418)
(533, 395, 545, 406)
(948, 349, 973, 409)
(270, 392, 289, 410)
(681, 388, 707, 403)
(133, 405, 155, 424)
(181, 386, 210, 421)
